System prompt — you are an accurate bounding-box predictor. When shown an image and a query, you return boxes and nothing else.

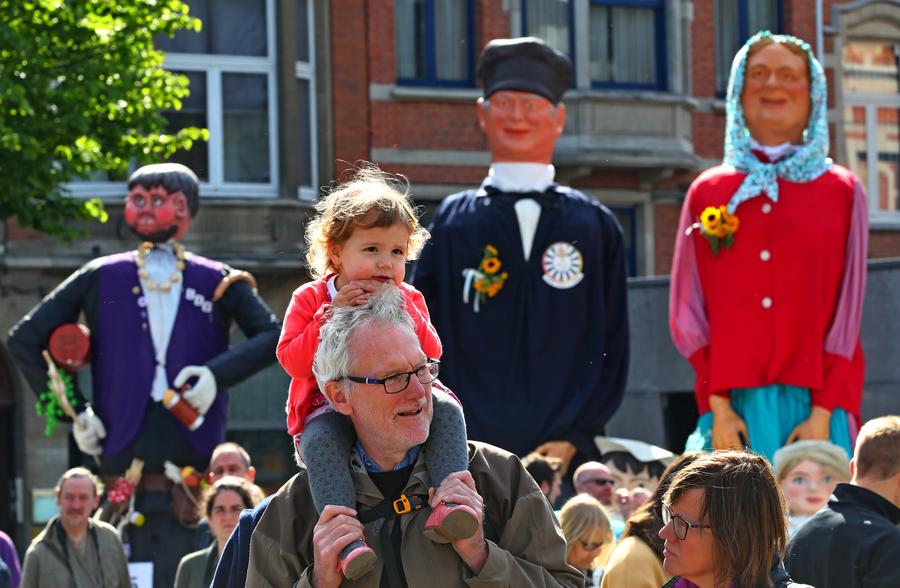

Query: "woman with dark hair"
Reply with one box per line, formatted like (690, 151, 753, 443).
(600, 453, 703, 588)
(174, 476, 258, 588)
(658, 451, 811, 588)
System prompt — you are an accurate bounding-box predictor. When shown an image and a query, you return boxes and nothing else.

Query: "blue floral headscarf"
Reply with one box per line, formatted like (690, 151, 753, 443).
(723, 31, 832, 213)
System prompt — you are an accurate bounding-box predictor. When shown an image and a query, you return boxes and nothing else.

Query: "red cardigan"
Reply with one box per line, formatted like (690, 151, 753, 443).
(669, 164, 866, 418)
(277, 277, 442, 436)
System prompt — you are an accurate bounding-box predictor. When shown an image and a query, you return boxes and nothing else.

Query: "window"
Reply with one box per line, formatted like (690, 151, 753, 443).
(714, 0, 781, 94)
(295, 0, 318, 200)
(395, 0, 474, 87)
(521, 0, 667, 90)
(841, 41, 900, 216)
(589, 0, 666, 89)
(522, 0, 572, 58)
(156, 0, 279, 196)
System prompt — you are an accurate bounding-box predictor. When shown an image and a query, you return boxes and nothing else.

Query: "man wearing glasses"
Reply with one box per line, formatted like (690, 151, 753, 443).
(244, 286, 582, 587)
(573, 462, 617, 507)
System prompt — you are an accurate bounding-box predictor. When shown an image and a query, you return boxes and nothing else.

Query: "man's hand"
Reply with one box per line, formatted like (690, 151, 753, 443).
(73, 406, 106, 456)
(533, 440, 577, 476)
(176, 365, 217, 415)
(429, 471, 488, 574)
(786, 406, 832, 444)
(311, 505, 367, 588)
(331, 280, 383, 308)
(709, 395, 749, 450)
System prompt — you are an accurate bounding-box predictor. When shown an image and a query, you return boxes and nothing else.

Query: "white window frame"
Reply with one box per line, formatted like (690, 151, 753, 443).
(845, 92, 900, 222)
(67, 0, 279, 199)
(296, 0, 318, 202)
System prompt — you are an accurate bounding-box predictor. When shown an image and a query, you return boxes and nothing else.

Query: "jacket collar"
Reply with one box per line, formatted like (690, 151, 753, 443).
(832, 483, 900, 524)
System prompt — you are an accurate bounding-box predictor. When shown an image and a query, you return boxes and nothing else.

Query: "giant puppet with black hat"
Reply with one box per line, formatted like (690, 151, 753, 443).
(8, 162, 281, 588)
(412, 37, 629, 482)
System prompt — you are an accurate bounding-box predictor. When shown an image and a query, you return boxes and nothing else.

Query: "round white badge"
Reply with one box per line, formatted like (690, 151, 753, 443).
(541, 242, 584, 289)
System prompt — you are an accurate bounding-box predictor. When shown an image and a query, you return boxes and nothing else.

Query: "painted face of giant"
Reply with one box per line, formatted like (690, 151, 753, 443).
(477, 90, 566, 164)
(124, 184, 192, 243)
(741, 42, 811, 146)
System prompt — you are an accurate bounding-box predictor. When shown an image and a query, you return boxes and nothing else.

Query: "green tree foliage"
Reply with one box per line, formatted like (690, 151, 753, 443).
(0, 0, 209, 238)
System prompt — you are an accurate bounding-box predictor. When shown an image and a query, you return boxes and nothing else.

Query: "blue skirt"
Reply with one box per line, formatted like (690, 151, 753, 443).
(685, 385, 853, 462)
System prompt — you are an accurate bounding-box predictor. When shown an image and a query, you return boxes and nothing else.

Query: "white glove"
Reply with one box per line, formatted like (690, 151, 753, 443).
(175, 365, 217, 416)
(73, 407, 106, 456)
(163, 460, 183, 485)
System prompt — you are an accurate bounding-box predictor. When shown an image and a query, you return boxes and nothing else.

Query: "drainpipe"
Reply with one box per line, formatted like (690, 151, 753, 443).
(815, 0, 824, 64)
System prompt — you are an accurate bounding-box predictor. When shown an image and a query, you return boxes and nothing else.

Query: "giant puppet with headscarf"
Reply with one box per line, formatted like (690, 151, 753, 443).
(8, 163, 281, 588)
(669, 32, 867, 461)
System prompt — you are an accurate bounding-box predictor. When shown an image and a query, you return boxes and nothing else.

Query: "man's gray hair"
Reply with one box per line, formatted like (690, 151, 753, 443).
(313, 285, 416, 393)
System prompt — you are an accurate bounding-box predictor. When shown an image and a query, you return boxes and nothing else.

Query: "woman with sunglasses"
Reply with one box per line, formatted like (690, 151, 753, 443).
(559, 494, 613, 587)
(600, 452, 703, 588)
(658, 451, 812, 588)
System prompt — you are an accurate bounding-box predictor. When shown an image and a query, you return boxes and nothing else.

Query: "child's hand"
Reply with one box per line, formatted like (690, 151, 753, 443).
(331, 279, 384, 307)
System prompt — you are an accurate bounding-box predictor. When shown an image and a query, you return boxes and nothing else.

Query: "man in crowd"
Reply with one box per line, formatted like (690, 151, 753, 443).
(20, 468, 130, 588)
(412, 37, 629, 484)
(573, 461, 616, 507)
(786, 415, 900, 587)
(522, 452, 563, 506)
(209, 442, 257, 483)
(245, 287, 582, 587)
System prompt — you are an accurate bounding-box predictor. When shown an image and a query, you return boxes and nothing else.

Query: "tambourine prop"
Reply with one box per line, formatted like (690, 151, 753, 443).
(48, 323, 91, 371)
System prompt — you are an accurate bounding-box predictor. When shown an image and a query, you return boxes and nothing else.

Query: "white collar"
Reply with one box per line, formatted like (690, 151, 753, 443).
(750, 138, 799, 162)
(326, 274, 339, 300)
(482, 163, 555, 193)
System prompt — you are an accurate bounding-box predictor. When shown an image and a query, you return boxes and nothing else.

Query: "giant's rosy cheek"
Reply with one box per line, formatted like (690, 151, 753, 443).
(151, 203, 177, 225)
(123, 202, 140, 226)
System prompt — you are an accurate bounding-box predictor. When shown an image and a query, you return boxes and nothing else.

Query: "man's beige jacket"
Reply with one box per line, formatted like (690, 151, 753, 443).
(247, 441, 583, 587)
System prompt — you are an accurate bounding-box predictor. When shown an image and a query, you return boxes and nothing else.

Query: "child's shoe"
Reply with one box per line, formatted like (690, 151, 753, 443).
(339, 539, 377, 580)
(423, 502, 479, 543)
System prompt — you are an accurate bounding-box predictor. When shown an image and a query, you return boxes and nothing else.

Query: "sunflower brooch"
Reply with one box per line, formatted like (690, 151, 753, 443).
(688, 206, 740, 256)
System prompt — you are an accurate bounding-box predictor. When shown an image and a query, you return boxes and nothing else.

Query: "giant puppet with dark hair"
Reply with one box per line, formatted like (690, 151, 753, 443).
(412, 38, 629, 479)
(669, 32, 867, 461)
(8, 163, 281, 588)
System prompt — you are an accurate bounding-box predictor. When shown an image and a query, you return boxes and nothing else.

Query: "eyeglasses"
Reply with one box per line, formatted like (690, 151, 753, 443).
(485, 95, 555, 119)
(578, 539, 605, 551)
(345, 359, 440, 394)
(661, 503, 712, 541)
(584, 478, 615, 487)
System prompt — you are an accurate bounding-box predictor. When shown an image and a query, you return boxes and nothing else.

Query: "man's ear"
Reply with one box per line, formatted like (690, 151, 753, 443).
(553, 102, 567, 134)
(324, 381, 352, 416)
(247, 466, 257, 483)
(476, 97, 488, 132)
(849, 459, 856, 481)
(539, 480, 551, 497)
(171, 191, 189, 220)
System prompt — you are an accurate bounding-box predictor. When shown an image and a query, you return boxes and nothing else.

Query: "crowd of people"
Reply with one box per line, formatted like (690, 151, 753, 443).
(2, 25, 900, 588)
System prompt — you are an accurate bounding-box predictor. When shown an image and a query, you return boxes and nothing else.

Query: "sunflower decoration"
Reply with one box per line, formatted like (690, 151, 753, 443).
(473, 245, 509, 300)
(692, 205, 740, 256)
(461, 245, 510, 312)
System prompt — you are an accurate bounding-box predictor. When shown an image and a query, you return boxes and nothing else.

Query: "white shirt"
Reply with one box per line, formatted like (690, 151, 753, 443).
(140, 241, 184, 401)
(750, 138, 799, 162)
(481, 163, 556, 261)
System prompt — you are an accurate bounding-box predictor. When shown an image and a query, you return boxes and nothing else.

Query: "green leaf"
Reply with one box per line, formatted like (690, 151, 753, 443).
(724, 233, 734, 249)
(0, 0, 205, 238)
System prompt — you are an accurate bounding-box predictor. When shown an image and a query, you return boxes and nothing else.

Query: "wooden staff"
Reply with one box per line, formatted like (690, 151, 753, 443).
(43, 350, 101, 467)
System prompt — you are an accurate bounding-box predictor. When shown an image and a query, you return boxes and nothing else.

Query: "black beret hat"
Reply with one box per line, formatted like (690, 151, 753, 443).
(476, 37, 572, 104)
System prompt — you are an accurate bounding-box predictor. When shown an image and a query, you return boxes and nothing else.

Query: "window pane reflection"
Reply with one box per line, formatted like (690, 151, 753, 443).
(223, 74, 270, 183)
(165, 71, 209, 182)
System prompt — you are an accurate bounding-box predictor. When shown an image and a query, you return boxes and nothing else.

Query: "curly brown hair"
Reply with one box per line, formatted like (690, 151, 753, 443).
(304, 164, 430, 279)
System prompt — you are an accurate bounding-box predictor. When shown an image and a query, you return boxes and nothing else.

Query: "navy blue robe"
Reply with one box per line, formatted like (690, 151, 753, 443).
(412, 184, 629, 458)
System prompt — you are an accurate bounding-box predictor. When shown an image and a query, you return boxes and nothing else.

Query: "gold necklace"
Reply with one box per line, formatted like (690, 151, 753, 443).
(135, 241, 186, 293)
